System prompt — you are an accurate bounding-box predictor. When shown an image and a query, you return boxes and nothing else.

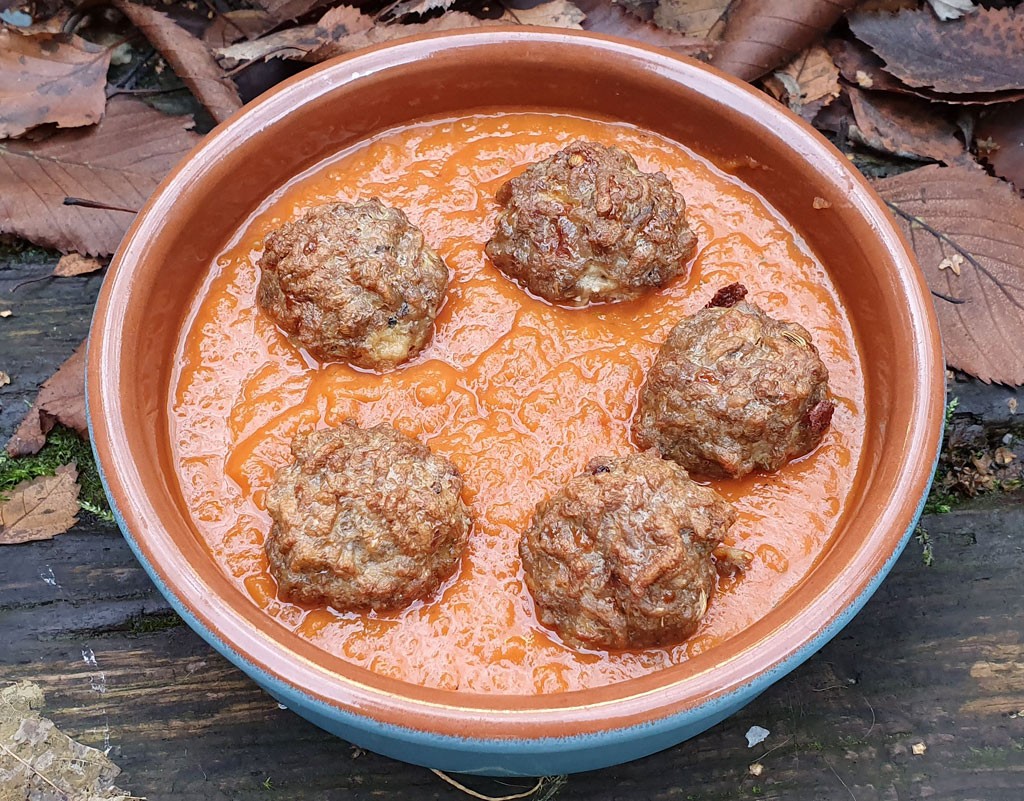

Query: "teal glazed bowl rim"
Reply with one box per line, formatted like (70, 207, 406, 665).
(87, 28, 945, 776)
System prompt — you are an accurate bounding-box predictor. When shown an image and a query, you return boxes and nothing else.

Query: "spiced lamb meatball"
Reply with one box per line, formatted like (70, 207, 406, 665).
(485, 141, 698, 305)
(519, 454, 749, 651)
(632, 283, 835, 479)
(265, 422, 471, 612)
(257, 199, 448, 371)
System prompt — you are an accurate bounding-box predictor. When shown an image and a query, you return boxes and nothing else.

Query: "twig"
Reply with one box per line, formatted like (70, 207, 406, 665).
(883, 199, 985, 307)
(108, 47, 158, 96)
(431, 770, 549, 800)
(821, 755, 858, 801)
(63, 197, 138, 214)
(863, 695, 876, 738)
(107, 84, 188, 98)
(0, 742, 69, 799)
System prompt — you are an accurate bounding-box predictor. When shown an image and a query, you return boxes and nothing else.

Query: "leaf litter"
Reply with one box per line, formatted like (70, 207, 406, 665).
(3, 0, 1024, 503)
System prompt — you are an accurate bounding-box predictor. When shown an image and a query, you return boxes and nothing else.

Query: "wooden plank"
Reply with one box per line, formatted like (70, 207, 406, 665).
(0, 254, 103, 438)
(1, 495, 1021, 799)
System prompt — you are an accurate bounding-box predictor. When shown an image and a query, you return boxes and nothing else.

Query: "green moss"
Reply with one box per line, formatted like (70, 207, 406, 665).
(129, 612, 183, 635)
(0, 426, 113, 521)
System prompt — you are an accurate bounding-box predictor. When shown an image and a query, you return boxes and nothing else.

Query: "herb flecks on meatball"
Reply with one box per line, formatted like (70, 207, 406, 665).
(519, 453, 745, 651)
(265, 422, 471, 612)
(257, 199, 448, 371)
(633, 283, 835, 478)
(485, 141, 698, 306)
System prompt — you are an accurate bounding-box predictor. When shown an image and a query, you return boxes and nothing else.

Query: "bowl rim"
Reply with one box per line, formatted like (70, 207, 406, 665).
(88, 26, 945, 743)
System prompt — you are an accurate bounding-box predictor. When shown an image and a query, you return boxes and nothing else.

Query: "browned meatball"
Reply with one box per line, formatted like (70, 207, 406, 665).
(485, 141, 698, 306)
(257, 199, 447, 370)
(632, 283, 835, 479)
(264, 422, 471, 612)
(519, 454, 747, 651)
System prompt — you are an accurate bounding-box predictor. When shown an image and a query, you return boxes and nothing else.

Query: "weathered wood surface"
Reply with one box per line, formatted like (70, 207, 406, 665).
(2, 250, 1023, 800)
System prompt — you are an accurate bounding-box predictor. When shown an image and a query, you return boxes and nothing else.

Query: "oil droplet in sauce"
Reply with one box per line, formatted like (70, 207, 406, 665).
(170, 113, 865, 694)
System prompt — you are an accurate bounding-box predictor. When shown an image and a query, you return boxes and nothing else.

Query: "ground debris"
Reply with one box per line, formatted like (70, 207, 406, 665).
(0, 681, 136, 801)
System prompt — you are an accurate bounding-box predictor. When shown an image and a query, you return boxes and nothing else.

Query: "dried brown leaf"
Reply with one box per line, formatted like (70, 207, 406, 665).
(504, 0, 585, 28)
(848, 6, 1024, 95)
(0, 464, 79, 544)
(0, 96, 199, 256)
(828, 35, 1024, 106)
(975, 102, 1024, 190)
(203, 9, 276, 48)
(218, 5, 372, 65)
(53, 253, 104, 277)
(876, 165, 1024, 385)
(386, 0, 458, 18)
(253, 0, 335, 25)
(576, 0, 712, 55)
(651, 0, 731, 39)
(711, 0, 860, 81)
(0, 28, 110, 138)
(7, 342, 87, 457)
(114, 0, 242, 123)
(763, 44, 840, 121)
(308, 13, 495, 62)
(847, 86, 970, 165)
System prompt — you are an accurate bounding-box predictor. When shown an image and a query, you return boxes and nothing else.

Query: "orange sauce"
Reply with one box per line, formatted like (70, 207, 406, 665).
(170, 113, 865, 694)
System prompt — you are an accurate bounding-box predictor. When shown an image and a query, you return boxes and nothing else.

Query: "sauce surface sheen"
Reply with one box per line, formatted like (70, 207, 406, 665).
(171, 112, 865, 695)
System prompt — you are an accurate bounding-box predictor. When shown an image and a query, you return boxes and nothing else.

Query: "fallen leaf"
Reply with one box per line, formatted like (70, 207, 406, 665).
(614, 0, 658, 21)
(385, 0, 458, 19)
(938, 253, 964, 276)
(203, 9, 275, 48)
(0, 464, 79, 544)
(651, 0, 732, 39)
(925, 0, 974, 22)
(217, 5, 372, 66)
(711, 0, 860, 81)
(504, 0, 585, 28)
(114, 0, 242, 123)
(994, 445, 1016, 465)
(308, 13, 496, 62)
(7, 341, 87, 456)
(0, 96, 200, 256)
(0, 28, 111, 137)
(577, 0, 712, 55)
(53, 253, 104, 277)
(911, 741, 927, 755)
(848, 6, 1024, 95)
(253, 0, 335, 25)
(763, 44, 840, 121)
(876, 165, 1024, 385)
(0, 681, 131, 797)
(847, 86, 970, 165)
(975, 102, 1024, 189)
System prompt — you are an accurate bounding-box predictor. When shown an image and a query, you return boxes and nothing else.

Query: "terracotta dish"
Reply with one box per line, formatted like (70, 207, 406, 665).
(88, 29, 944, 776)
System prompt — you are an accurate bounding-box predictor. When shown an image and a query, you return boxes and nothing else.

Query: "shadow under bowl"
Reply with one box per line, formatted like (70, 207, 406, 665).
(87, 28, 945, 777)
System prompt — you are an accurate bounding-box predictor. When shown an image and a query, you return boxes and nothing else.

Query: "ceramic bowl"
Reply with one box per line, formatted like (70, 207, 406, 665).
(88, 29, 944, 777)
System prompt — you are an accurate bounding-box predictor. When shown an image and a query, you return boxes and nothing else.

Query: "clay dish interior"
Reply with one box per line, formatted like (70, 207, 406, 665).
(88, 29, 944, 775)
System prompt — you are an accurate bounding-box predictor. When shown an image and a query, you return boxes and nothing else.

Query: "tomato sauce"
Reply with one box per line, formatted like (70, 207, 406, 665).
(170, 112, 865, 694)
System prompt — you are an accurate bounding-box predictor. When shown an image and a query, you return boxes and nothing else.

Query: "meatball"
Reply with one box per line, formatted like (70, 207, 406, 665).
(264, 422, 471, 612)
(257, 199, 448, 371)
(485, 141, 698, 305)
(632, 283, 835, 479)
(519, 454, 748, 651)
